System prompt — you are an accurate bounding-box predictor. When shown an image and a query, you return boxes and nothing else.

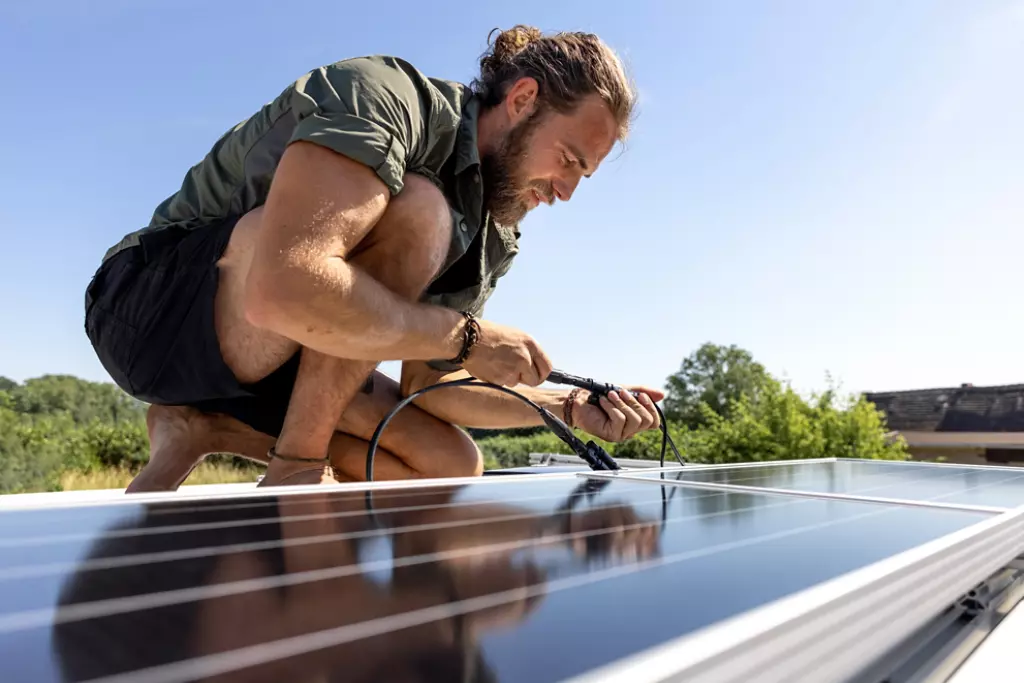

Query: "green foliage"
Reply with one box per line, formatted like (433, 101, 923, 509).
(0, 376, 17, 392)
(689, 382, 906, 463)
(467, 425, 546, 440)
(0, 376, 153, 494)
(0, 407, 68, 493)
(574, 376, 908, 465)
(74, 420, 151, 469)
(608, 423, 689, 462)
(476, 431, 574, 469)
(664, 343, 775, 428)
(9, 375, 145, 424)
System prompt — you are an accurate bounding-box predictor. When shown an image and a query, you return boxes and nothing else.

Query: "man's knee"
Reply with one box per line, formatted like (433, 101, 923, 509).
(431, 424, 484, 478)
(359, 173, 451, 299)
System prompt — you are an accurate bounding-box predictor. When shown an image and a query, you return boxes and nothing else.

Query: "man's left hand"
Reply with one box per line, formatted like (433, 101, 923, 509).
(570, 386, 666, 442)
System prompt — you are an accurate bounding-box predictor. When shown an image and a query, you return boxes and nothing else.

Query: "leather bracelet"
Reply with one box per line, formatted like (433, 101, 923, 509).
(448, 311, 480, 365)
(563, 388, 583, 429)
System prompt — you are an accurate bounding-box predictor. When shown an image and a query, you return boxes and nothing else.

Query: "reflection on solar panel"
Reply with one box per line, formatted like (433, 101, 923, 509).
(0, 458, 1022, 683)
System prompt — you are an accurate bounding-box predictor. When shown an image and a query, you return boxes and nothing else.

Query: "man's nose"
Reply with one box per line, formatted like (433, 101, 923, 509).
(554, 175, 581, 202)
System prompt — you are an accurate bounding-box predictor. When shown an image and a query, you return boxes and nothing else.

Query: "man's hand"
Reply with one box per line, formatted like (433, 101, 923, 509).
(462, 319, 553, 387)
(570, 386, 666, 442)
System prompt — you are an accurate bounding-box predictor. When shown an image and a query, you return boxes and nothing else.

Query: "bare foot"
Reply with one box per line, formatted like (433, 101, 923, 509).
(127, 405, 274, 493)
(124, 405, 211, 493)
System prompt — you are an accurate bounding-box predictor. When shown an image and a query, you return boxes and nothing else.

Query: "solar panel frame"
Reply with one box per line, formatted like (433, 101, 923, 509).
(0, 468, 587, 512)
(563, 503, 1024, 683)
(0, 458, 842, 514)
(581, 470, 1012, 514)
(584, 458, 1024, 513)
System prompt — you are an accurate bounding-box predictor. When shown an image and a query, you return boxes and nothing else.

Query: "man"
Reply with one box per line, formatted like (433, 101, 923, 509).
(84, 25, 665, 490)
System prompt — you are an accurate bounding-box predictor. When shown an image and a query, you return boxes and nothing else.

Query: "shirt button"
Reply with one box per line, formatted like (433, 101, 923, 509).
(472, 173, 480, 184)
(459, 221, 468, 232)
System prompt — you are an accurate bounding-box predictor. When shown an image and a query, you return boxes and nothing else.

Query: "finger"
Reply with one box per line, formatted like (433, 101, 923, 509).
(620, 390, 654, 431)
(607, 390, 642, 438)
(519, 350, 543, 387)
(599, 395, 627, 440)
(628, 386, 666, 402)
(520, 365, 542, 387)
(634, 392, 660, 430)
(531, 342, 553, 383)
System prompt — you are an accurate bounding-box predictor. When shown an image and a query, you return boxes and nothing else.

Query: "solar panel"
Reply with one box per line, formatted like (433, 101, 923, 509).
(595, 458, 1024, 511)
(0, 459, 1022, 683)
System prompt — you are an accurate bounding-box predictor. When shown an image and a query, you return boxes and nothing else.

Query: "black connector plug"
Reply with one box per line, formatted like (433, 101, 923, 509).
(585, 440, 620, 470)
(539, 409, 612, 470)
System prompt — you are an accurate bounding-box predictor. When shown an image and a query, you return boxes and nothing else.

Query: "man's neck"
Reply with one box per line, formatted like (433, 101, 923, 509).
(475, 103, 506, 160)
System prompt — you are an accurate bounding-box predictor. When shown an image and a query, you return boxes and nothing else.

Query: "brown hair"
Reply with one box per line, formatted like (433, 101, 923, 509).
(472, 25, 637, 142)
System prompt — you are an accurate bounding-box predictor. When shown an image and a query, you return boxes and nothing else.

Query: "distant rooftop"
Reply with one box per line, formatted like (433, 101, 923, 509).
(865, 383, 1024, 433)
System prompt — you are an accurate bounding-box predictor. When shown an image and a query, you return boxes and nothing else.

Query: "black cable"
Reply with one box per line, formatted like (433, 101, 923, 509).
(365, 377, 617, 482)
(365, 368, 684, 483)
(652, 402, 685, 468)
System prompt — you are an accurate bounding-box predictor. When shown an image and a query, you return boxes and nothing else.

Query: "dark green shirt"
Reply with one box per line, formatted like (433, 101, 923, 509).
(105, 55, 519, 319)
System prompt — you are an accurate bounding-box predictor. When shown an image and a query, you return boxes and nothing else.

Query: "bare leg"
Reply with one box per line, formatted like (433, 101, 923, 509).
(133, 173, 468, 491)
(131, 369, 481, 491)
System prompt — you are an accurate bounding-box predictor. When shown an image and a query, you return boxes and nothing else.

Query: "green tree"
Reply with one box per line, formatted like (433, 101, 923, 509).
(674, 381, 907, 464)
(476, 431, 574, 469)
(0, 407, 77, 493)
(10, 375, 146, 424)
(0, 376, 17, 392)
(663, 343, 776, 428)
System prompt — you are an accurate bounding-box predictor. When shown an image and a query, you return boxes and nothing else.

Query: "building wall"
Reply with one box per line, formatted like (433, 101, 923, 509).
(906, 446, 1024, 467)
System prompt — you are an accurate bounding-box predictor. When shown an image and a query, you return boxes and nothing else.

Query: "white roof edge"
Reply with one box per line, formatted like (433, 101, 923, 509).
(0, 470, 587, 511)
(947, 599, 1024, 682)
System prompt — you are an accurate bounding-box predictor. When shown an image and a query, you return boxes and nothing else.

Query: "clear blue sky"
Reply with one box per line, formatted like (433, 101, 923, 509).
(1, 0, 1021, 398)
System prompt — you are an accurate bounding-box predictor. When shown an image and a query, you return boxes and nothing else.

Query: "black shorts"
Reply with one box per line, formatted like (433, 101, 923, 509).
(84, 218, 301, 437)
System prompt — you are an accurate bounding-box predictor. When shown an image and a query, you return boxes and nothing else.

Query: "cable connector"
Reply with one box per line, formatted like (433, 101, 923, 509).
(547, 369, 624, 405)
(547, 368, 686, 468)
(539, 409, 617, 470)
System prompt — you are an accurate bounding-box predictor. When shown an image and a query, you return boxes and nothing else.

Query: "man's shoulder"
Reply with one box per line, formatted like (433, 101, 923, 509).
(297, 55, 469, 124)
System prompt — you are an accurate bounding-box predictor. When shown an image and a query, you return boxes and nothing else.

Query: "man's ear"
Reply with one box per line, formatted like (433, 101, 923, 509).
(503, 77, 540, 125)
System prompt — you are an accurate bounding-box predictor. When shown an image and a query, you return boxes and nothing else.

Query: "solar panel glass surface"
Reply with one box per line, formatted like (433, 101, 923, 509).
(0, 474, 994, 683)
(619, 460, 1024, 510)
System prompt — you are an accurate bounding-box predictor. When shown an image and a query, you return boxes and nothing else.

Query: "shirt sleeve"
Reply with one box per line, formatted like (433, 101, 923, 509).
(288, 56, 438, 195)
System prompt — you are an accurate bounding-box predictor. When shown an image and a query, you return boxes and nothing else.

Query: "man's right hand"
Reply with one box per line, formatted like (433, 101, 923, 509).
(462, 320, 553, 387)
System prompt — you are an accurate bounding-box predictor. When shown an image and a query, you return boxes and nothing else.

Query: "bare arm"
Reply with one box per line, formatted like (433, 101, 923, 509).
(243, 141, 463, 363)
(400, 360, 568, 429)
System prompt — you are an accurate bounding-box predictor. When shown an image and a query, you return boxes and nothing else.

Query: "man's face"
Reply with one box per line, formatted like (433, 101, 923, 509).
(483, 91, 618, 225)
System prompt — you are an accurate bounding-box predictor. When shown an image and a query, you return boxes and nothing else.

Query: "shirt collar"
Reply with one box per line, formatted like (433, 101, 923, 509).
(454, 94, 482, 176)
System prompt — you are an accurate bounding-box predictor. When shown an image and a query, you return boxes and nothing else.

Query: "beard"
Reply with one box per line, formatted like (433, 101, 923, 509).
(480, 110, 550, 226)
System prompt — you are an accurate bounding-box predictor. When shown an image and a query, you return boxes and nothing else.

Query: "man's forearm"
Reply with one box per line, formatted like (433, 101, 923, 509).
(402, 364, 569, 429)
